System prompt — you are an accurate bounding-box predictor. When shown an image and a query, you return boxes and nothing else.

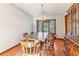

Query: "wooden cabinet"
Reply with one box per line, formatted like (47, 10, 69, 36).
(64, 3, 79, 56)
(65, 3, 79, 35)
(64, 38, 73, 56)
(72, 43, 79, 56)
(64, 36, 79, 56)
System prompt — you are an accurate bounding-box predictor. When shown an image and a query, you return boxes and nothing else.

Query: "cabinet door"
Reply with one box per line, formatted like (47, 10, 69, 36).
(67, 13, 71, 34)
(64, 39, 73, 56)
(72, 44, 79, 56)
(71, 7, 78, 35)
(69, 42, 73, 56)
(64, 39, 70, 56)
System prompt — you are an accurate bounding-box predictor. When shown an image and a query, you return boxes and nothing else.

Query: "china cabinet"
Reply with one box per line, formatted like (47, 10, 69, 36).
(64, 3, 79, 56)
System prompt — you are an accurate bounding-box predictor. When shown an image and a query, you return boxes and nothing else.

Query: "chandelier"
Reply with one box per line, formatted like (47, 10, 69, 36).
(37, 5, 48, 20)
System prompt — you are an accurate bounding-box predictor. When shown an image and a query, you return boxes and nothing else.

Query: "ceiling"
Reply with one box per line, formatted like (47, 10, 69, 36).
(14, 3, 73, 17)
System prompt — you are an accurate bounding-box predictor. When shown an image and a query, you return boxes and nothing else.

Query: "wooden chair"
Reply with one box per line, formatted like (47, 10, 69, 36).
(23, 33, 28, 36)
(26, 40, 34, 55)
(30, 32, 34, 34)
(23, 32, 29, 38)
(43, 33, 56, 56)
(35, 43, 40, 55)
(21, 39, 29, 55)
(31, 40, 40, 55)
(21, 38, 34, 55)
(43, 41, 54, 56)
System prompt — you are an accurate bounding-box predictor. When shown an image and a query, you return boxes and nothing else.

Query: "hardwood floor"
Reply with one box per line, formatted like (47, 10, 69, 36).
(0, 38, 65, 56)
(0, 44, 22, 56)
(54, 38, 65, 56)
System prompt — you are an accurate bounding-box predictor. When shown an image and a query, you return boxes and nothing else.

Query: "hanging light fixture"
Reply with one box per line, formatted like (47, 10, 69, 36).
(37, 4, 48, 20)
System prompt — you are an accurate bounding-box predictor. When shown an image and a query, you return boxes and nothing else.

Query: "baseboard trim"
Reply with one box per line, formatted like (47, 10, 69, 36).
(0, 43, 20, 55)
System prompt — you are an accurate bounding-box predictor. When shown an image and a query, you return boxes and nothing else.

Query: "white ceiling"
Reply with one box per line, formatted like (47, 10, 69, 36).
(14, 3, 73, 17)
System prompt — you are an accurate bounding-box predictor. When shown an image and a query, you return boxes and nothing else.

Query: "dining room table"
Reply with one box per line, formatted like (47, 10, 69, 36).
(21, 32, 48, 56)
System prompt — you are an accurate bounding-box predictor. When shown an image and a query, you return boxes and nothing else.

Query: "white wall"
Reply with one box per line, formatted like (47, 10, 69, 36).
(33, 14, 65, 38)
(0, 4, 33, 53)
(49, 15, 65, 38)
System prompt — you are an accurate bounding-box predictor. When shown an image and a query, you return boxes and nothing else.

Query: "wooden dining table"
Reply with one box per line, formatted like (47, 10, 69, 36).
(21, 32, 47, 55)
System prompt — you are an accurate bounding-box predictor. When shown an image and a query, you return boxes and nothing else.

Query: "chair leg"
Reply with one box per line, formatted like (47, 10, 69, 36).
(29, 48, 31, 55)
(26, 47, 28, 54)
(33, 46, 36, 54)
(52, 45, 55, 56)
(22, 46, 26, 55)
(36, 45, 40, 55)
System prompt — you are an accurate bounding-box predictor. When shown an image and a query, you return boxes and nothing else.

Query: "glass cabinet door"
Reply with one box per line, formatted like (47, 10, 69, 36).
(71, 8, 78, 35)
(71, 9, 76, 35)
(75, 8, 78, 35)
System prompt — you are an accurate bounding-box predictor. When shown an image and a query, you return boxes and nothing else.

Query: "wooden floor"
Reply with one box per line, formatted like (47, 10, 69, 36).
(0, 38, 65, 56)
(54, 39, 65, 56)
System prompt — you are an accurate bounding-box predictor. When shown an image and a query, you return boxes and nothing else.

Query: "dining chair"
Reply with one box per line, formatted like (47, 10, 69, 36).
(23, 32, 29, 38)
(21, 39, 29, 55)
(43, 33, 56, 56)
